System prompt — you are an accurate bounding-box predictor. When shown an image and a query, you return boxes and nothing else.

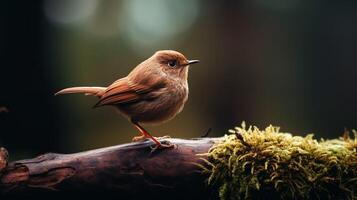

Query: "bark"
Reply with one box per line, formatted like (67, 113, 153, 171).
(0, 138, 219, 200)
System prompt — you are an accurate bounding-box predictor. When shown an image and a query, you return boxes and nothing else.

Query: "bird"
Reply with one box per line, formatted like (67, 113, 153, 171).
(56, 50, 199, 150)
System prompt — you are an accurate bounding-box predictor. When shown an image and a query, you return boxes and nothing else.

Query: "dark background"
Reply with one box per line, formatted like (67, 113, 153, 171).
(1, 0, 357, 160)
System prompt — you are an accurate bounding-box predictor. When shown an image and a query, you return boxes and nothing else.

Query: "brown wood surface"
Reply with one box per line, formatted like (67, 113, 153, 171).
(0, 138, 219, 200)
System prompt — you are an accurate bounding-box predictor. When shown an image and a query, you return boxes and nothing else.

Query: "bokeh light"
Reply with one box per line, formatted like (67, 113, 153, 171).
(44, 0, 98, 26)
(119, 0, 200, 53)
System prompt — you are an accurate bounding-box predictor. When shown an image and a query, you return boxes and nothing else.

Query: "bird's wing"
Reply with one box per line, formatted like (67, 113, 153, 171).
(94, 78, 164, 107)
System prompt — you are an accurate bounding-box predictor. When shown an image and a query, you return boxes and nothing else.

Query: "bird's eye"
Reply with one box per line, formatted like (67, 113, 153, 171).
(168, 60, 177, 67)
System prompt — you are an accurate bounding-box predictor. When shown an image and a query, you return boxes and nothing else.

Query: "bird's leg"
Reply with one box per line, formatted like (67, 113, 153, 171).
(130, 120, 175, 150)
(130, 120, 151, 142)
(131, 130, 147, 142)
(131, 121, 161, 146)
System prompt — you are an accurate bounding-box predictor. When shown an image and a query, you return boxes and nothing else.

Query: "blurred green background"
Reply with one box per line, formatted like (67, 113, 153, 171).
(1, 0, 357, 158)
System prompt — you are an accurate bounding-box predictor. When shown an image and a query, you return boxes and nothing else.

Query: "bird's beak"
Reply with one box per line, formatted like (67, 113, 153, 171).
(187, 60, 200, 66)
(181, 60, 199, 67)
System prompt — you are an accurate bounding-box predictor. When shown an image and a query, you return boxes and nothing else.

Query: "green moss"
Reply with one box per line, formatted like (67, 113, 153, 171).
(202, 122, 357, 200)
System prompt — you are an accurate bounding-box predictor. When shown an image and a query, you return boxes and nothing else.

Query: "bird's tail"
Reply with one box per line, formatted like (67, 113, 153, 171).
(55, 86, 106, 97)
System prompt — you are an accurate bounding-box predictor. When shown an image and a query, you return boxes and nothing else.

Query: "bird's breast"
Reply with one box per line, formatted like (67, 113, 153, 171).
(117, 82, 188, 124)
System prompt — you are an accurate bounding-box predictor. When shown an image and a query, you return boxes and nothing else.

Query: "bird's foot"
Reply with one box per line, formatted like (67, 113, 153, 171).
(150, 140, 176, 153)
(132, 135, 149, 142)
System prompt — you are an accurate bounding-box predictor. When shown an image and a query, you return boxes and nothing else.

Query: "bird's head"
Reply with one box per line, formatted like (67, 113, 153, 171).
(148, 50, 199, 81)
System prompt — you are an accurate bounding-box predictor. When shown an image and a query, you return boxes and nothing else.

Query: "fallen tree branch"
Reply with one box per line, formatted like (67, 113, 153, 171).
(0, 138, 219, 200)
(1, 124, 356, 200)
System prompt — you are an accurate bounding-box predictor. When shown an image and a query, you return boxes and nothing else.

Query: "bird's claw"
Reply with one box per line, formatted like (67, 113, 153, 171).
(132, 135, 148, 142)
(150, 140, 176, 153)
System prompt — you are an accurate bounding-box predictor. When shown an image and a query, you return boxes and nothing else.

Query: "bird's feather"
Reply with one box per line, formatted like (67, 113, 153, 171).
(94, 78, 165, 107)
(55, 87, 106, 97)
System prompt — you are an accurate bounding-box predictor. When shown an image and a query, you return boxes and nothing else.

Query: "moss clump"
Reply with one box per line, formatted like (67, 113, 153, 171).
(202, 122, 357, 200)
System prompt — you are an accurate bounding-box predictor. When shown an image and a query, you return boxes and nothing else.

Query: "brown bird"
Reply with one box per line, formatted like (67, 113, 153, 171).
(56, 50, 199, 149)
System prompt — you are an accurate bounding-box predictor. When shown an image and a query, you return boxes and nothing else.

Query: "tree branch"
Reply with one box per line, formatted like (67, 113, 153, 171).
(0, 138, 218, 200)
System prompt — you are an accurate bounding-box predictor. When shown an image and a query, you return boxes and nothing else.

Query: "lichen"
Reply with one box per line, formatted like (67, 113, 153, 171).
(201, 122, 357, 200)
